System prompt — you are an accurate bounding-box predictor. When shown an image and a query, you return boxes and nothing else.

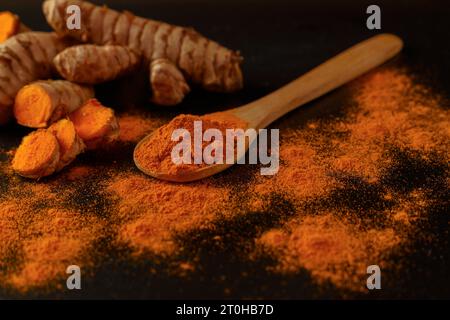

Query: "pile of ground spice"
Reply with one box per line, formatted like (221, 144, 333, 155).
(252, 140, 335, 207)
(345, 69, 449, 157)
(65, 165, 94, 181)
(134, 112, 247, 176)
(0, 181, 103, 292)
(257, 213, 401, 291)
(248, 67, 449, 290)
(117, 113, 165, 143)
(0, 66, 448, 296)
(7, 207, 101, 289)
(106, 172, 231, 255)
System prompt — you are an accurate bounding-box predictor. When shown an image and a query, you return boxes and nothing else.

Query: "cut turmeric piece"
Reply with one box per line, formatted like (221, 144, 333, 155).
(54, 45, 140, 84)
(14, 80, 94, 128)
(150, 58, 190, 106)
(69, 99, 119, 150)
(12, 119, 86, 179)
(11, 112, 118, 179)
(0, 32, 69, 125)
(0, 12, 20, 43)
(48, 119, 86, 171)
(12, 130, 60, 179)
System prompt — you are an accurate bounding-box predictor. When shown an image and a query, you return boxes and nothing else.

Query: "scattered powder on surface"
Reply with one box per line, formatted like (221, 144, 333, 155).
(252, 141, 334, 204)
(257, 213, 401, 291)
(65, 166, 94, 181)
(348, 69, 449, 156)
(248, 67, 449, 290)
(106, 172, 231, 255)
(0, 66, 448, 295)
(7, 208, 101, 289)
(118, 114, 165, 143)
(0, 193, 102, 291)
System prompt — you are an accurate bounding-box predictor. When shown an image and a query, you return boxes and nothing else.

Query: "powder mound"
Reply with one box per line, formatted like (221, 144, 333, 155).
(106, 172, 231, 255)
(1, 66, 449, 296)
(253, 142, 334, 201)
(257, 214, 401, 291)
(118, 114, 164, 143)
(134, 112, 247, 176)
(65, 165, 94, 181)
(1, 204, 102, 291)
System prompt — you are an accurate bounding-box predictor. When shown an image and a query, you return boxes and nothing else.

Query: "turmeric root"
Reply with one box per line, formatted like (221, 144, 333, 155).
(0, 11, 30, 43)
(150, 58, 190, 106)
(13, 119, 85, 179)
(12, 129, 61, 179)
(69, 99, 119, 150)
(54, 44, 140, 84)
(12, 100, 119, 178)
(48, 119, 86, 171)
(0, 32, 69, 124)
(14, 80, 94, 128)
(43, 0, 243, 102)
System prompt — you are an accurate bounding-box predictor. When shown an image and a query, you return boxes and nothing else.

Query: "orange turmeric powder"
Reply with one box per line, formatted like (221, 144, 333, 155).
(247, 67, 449, 292)
(117, 113, 165, 143)
(134, 112, 247, 176)
(257, 214, 401, 291)
(107, 172, 231, 256)
(0, 66, 449, 297)
(0, 197, 102, 291)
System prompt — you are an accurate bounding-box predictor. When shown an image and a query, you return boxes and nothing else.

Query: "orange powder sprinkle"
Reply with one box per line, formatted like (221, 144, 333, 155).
(253, 141, 334, 202)
(0, 190, 102, 292)
(349, 69, 449, 156)
(65, 165, 94, 181)
(118, 114, 164, 143)
(248, 67, 449, 292)
(0, 202, 21, 271)
(134, 112, 247, 176)
(0, 66, 448, 296)
(106, 172, 231, 255)
(257, 213, 401, 291)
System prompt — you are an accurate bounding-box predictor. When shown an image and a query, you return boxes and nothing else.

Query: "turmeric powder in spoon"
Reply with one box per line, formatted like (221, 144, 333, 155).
(134, 112, 247, 181)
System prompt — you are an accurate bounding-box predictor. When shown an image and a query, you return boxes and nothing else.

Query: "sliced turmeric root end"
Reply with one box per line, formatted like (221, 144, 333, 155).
(0, 11, 20, 43)
(12, 130, 60, 179)
(69, 99, 119, 150)
(14, 84, 54, 128)
(12, 119, 86, 179)
(49, 119, 86, 171)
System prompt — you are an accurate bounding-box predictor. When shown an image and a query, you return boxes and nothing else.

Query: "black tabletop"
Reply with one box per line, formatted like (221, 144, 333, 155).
(0, 0, 449, 299)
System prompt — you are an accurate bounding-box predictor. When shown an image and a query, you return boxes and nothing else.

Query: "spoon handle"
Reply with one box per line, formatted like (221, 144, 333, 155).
(232, 33, 403, 129)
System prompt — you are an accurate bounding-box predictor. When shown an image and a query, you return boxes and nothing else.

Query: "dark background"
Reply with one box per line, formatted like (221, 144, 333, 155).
(1, 0, 449, 299)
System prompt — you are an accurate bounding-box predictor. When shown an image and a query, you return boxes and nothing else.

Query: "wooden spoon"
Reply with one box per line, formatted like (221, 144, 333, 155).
(135, 33, 403, 182)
